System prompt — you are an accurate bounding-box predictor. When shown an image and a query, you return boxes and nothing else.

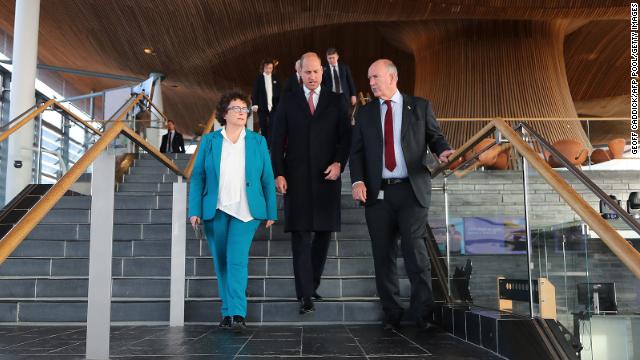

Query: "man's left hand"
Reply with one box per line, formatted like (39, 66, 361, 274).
(324, 162, 341, 180)
(438, 149, 455, 163)
(350, 96, 357, 106)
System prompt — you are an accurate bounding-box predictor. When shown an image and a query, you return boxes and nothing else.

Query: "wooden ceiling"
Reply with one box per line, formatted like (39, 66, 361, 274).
(0, 0, 631, 138)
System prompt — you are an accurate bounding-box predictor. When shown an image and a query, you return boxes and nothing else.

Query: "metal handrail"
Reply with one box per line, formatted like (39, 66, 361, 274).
(517, 121, 640, 236)
(432, 117, 640, 278)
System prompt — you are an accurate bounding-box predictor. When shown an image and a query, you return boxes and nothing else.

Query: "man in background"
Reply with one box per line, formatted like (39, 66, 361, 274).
(160, 119, 185, 153)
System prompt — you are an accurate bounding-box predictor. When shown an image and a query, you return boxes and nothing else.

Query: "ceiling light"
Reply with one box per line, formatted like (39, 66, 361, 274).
(143, 47, 156, 55)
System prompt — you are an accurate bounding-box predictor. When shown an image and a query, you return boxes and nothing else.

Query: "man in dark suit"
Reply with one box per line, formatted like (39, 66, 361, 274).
(271, 52, 351, 314)
(322, 48, 357, 107)
(251, 58, 280, 146)
(283, 59, 303, 94)
(160, 120, 185, 153)
(349, 59, 454, 331)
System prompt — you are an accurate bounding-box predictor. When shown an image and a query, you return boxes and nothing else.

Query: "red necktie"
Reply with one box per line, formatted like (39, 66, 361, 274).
(308, 90, 315, 115)
(384, 100, 396, 171)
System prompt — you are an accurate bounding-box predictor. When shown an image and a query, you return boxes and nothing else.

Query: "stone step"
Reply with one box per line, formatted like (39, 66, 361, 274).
(0, 255, 391, 278)
(138, 153, 192, 161)
(124, 173, 180, 183)
(134, 159, 190, 168)
(118, 183, 174, 193)
(0, 276, 413, 301)
(0, 299, 385, 323)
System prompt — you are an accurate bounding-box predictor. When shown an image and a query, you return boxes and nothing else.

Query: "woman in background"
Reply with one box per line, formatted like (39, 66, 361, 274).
(189, 91, 277, 331)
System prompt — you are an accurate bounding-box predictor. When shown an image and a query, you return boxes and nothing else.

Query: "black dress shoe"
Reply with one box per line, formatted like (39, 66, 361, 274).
(231, 315, 246, 332)
(299, 297, 315, 314)
(312, 292, 323, 301)
(218, 316, 232, 329)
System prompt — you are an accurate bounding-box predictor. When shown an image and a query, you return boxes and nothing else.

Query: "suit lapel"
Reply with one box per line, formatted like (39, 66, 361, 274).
(372, 100, 383, 144)
(400, 94, 412, 141)
(212, 132, 222, 180)
(313, 87, 329, 117)
(295, 87, 313, 118)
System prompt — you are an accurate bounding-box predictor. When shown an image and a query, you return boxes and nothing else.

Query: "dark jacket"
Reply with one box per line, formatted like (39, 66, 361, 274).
(283, 73, 302, 94)
(322, 62, 356, 100)
(252, 74, 281, 115)
(160, 131, 185, 153)
(271, 86, 351, 232)
(349, 94, 450, 207)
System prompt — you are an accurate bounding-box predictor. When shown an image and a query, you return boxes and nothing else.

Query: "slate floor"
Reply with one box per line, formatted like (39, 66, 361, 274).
(0, 324, 505, 359)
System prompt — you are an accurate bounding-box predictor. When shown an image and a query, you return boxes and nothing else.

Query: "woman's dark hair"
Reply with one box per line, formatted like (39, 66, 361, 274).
(216, 92, 250, 126)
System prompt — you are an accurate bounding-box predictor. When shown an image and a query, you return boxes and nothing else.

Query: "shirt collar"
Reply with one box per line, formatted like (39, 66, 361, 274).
(303, 85, 321, 96)
(379, 90, 401, 105)
(221, 127, 246, 142)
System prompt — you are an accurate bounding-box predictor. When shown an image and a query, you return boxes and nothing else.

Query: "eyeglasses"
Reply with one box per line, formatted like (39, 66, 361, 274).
(227, 106, 250, 114)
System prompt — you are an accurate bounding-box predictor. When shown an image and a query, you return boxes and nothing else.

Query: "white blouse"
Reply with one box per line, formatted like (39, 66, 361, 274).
(217, 128, 253, 222)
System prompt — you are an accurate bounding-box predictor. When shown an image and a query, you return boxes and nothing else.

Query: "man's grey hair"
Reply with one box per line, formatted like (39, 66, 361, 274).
(382, 59, 398, 80)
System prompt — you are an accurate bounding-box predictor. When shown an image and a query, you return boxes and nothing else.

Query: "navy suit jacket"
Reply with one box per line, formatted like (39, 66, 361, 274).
(322, 62, 357, 100)
(188, 129, 277, 222)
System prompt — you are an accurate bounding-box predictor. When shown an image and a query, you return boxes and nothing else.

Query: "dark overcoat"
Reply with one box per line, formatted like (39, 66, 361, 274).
(271, 86, 351, 232)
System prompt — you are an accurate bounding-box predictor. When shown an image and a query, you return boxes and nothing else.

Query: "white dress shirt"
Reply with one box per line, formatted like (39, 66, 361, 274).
(217, 127, 253, 222)
(303, 85, 321, 108)
(380, 91, 408, 179)
(264, 73, 273, 111)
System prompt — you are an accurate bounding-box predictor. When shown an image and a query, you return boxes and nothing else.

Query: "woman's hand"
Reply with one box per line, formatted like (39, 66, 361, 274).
(190, 216, 201, 229)
(265, 220, 275, 228)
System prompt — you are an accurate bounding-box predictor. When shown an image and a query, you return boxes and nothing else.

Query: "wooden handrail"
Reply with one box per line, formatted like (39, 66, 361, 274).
(431, 121, 496, 177)
(0, 121, 126, 264)
(0, 99, 56, 144)
(491, 118, 640, 278)
(184, 111, 217, 179)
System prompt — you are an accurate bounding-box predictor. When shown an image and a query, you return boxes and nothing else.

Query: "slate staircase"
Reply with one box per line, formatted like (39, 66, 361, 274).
(0, 153, 419, 324)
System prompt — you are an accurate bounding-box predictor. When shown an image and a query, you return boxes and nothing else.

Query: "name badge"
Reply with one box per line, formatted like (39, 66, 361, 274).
(377, 190, 384, 200)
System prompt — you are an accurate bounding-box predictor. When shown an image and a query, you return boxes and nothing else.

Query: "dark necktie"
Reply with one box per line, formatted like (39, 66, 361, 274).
(384, 100, 396, 171)
(332, 66, 342, 93)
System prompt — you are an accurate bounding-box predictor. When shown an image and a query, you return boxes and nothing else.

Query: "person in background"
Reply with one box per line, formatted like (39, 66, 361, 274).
(160, 120, 185, 153)
(322, 47, 357, 107)
(283, 59, 303, 93)
(251, 58, 281, 146)
(189, 92, 277, 331)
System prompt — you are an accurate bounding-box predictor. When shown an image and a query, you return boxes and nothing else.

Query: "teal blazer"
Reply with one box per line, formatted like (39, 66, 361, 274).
(188, 129, 277, 222)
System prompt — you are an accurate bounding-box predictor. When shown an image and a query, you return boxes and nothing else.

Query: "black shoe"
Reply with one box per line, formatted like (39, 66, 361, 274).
(218, 316, 232, 329)
(231, 315, 246, 332)
(383, 310, 403, 331)
(312, 292, 323, 301)
(299, 297, 315, 314)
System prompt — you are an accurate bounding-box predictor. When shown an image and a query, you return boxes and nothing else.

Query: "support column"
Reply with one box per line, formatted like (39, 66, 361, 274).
(384, 20, 589, 149)
(146, 72, 164, 150)
(5, 0, 41, 204)
(86, 151, 115, 360)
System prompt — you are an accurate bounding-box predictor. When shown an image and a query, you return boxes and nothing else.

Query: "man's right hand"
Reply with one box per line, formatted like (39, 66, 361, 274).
(275, 176, 288, 194)
(352, 182, 367, 203)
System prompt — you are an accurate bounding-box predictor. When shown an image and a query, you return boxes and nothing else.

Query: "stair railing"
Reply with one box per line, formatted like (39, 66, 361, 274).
(433, 117, 640, 279)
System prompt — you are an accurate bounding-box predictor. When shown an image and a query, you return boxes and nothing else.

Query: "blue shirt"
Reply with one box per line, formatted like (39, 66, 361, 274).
(379, 91, 408, 179)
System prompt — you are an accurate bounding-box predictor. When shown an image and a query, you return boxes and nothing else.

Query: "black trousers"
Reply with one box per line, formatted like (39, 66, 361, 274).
(365, 182, 433, 321)
(258, 111, 271, 146)
(291, 231, 331, 299)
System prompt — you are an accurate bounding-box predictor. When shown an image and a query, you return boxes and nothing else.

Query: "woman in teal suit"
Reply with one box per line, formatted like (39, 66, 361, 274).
(189, 92, 277, 331)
